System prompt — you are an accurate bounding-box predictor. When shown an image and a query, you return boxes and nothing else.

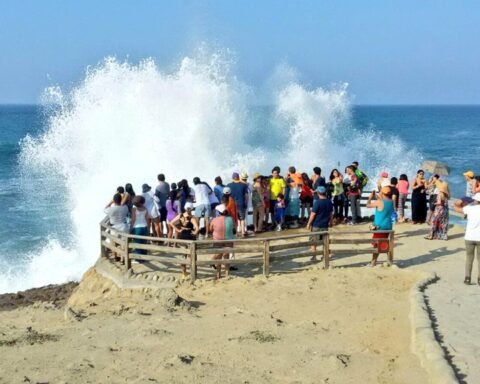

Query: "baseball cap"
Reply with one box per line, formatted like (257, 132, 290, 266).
(464, 171, 475, 178)
(142, 183, 151, 193)
(223, 187, 231, 194)
(380, 171, 388, 178)
(316, 186, 326, 194)
(232, 172, 240, 179)
(184, 202, 194, 210)
(473, 193, 480, 202)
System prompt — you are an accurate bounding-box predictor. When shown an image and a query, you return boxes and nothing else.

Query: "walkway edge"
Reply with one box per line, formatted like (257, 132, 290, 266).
(409, 273, 458, 384)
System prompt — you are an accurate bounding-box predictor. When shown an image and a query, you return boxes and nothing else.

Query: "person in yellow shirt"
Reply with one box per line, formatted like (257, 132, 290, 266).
(269, 167, 286, 226)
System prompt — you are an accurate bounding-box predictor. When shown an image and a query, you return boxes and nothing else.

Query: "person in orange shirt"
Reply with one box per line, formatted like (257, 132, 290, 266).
(222, 187, 238, 231)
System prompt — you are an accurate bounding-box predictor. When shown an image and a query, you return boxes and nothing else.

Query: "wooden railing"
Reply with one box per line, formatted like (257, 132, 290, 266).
(100, 217, 395, 282)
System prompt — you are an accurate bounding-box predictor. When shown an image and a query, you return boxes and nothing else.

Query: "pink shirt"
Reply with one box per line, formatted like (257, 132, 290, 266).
(398, 180, 409, 195)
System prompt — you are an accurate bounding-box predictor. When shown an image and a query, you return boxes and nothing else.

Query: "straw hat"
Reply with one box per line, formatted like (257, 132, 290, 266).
(253, 172, 262, 181)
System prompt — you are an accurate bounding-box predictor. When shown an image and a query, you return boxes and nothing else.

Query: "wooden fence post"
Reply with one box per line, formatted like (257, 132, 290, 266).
(323, 232, 330, 269)
(388, 231, 395, 264)
(190, 242, 197, 282)
(263, 240, 270, 277)
(124, 236, 131, 271)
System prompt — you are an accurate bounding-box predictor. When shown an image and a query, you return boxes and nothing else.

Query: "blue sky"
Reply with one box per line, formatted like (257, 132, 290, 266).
(0, 0, 479, 104)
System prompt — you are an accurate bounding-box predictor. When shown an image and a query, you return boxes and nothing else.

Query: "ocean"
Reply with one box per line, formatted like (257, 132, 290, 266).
(0, 59, 479, 293)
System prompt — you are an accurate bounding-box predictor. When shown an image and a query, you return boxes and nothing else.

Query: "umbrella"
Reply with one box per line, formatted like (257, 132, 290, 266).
(420, 160, 450, 176)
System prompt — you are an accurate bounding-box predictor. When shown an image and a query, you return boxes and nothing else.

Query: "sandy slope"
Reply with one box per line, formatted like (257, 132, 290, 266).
(0, 263, 428, 383)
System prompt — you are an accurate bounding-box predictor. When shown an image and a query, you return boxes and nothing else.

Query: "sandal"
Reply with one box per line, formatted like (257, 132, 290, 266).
(464, 277, 471, 285)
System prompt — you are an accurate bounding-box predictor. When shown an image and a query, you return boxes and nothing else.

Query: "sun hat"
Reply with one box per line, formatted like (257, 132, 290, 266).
(223, 187, 231, 194)
(232, 172, 240, 179)
(184, 202, 194, 210)
(380, 171, 389, 178)
(316, 186, 326, 194)
(215, 203, 226, 213)
(381, 186, 392, 195)
(240, 171, 249, 180)
(464, 171, 475, 178)
(142, 183, 151, 193)
(253, 172, 262, 181)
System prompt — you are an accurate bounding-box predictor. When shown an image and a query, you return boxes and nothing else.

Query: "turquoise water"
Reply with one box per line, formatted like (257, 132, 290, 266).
(0, 104, 478, 291)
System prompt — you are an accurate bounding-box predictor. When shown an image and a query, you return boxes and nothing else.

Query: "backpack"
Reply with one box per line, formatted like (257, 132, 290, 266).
(355, 169, 369, 189)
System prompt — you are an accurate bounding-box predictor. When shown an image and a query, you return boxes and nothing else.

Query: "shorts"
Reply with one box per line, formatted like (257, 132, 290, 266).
(310, 227, 327, 242)
(237, 208, 246, 221)
(159, 207, 167, 222)
(194, 203, 211, 218)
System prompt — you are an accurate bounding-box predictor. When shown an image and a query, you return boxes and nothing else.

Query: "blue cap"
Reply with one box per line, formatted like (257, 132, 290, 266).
(316, 186, 326, 194)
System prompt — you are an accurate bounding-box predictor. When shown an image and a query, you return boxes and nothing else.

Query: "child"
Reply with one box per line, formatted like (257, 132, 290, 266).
(275, 193, 286, 231)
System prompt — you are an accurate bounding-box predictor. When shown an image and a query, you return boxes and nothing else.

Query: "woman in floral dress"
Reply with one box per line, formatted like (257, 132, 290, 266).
(426, 181, 449, 240)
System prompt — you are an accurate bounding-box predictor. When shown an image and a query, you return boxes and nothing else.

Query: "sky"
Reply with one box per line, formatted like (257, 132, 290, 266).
(0, 0, 479, 104)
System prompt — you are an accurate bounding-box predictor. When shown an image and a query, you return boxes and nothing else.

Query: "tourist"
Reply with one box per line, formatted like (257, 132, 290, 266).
(377, 171, 390, 191)
(165, 187, 179, 240)
(252, 173, 265, 233)
(299, 172, 313, 223)
(227, 173, 248, 237)
(397, 174, 409, 223)
(214, 176, 225, 202)
(269, 167, 286, 226)
(104, 193, 129, 234)
(345, 166, 360, 225)
(141, 183, 160, 236)
(311, 167, 326, 189)
(154, 174, 170, 236)
(286, 170, 301, 228)
(222, 187, 238, 230)
(390, 177, 399, 218)
(306, 186, 333, 261)
(275, 193, 286, 231)
(425, 180, 449, 240)
(411, 170, 427, 224)
(130, 195, 151, 255)
(329, 169, 345, 221)
(262, 176, 271, 227)
(454, 193, 480, 285)
(209, 204, 235, 279)
(240, 171, 252, 235)
(178, 179, 194, 212)
(426, 174, 440, 225)
(169, 202, 199, 277)
(463, 171, 477, 204)
(192, 177, 212, 238)
(122, 183, 136, 213)
(366, 186, 394, 267)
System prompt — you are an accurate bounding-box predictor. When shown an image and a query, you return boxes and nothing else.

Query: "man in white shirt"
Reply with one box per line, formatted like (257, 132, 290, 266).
(454, 192, 480, 285)
(141, 184, 160, 236)
(192, 177, 212, 237)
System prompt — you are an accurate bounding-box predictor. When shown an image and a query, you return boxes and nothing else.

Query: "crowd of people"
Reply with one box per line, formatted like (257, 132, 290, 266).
(103, 164, 480, 279)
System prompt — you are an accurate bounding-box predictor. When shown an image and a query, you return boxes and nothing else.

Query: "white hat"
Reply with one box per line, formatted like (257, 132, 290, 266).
(223, 187, 231, 194)
(473, 193, 480, 202)
(240, 171, 249, 180)
(184, 202, 194, 210)
(215, 203, 227, 213)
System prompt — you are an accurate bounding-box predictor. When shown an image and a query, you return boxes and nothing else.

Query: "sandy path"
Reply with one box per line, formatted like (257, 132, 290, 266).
(0, 266, 427, 384)
(328, 222, 478, 384)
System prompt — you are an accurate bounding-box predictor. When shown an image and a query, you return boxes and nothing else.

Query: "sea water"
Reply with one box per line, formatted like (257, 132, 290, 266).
(0, 54, 479, 293)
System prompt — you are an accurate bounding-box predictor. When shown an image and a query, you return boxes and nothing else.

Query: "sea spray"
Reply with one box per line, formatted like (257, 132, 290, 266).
(1, 53, 420, 293)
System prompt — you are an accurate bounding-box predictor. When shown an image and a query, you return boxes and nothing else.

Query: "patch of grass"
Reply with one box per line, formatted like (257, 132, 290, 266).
(245, 330, 279, 343)
(0, 327, 59, 347)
